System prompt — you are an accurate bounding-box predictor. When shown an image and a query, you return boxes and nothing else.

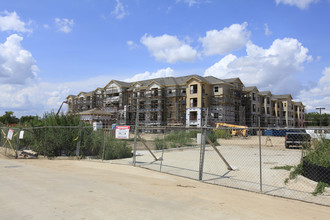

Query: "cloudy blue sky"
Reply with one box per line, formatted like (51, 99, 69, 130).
(0, 0, 330, 117)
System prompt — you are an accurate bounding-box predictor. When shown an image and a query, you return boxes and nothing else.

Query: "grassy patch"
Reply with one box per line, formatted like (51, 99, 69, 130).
(313, 182, 330, 196)
(272, 165, 294, 171)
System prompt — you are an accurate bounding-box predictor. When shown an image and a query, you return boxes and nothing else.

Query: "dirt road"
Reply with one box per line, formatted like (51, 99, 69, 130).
(0, 156, 329, 220)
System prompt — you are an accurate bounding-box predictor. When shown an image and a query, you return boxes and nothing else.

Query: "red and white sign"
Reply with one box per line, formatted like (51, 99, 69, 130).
(7, 129, 14, 140)
(115, 126, 130, 139)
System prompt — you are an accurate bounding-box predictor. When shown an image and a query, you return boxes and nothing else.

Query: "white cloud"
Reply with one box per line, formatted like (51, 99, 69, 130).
(204, 38, 312, 95)
(176, 0, 211, 7)
(141, 34, 197, 63)
(124, 67, 175, 82)
(298, 67, 330, 113)
(112, 0, 128, 19)
(0, 75, 113, 117)
(264, 23, 272, 36)
(127, 40, 138, 50)
(0, 68, 174, 117)
(199, 22, 250, 56)
(0, 11, 32, 33)
(275, 0, 318, 10)
(0, 34, 38, 84)
(55, 18, 74, 33)
(176, 0, 198, 7)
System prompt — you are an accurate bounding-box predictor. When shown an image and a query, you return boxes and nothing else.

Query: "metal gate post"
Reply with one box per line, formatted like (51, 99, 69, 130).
(199, 127, 206, 181)
(258, 116, 263, 192)
(75, 120, 83, 158)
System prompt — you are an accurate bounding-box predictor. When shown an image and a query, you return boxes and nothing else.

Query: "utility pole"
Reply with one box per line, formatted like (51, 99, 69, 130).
(315, 107, 325, 127)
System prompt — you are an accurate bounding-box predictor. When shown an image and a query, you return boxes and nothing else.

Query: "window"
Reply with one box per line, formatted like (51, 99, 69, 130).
(190, 111, 197, 121)
(151, 88, 158, 97)
(252, 104, 256, 112)
(190, 85, 197, 94)
(151, 100, 158, 109)
(214, 113, 218, 118)
(168, 100, 172, 106)
(151, 112, 158, 121)
(252, 93, 256, 101)
(168, 89, 172, 94)
(168, 113, 172, 118)
(139, 101, 145, 109)
(214, 86, 219, 93)
(139, 113, 145, 121)
(190, 98, 197, 107)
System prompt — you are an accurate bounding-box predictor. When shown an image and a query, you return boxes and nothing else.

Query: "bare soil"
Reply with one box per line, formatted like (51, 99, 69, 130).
(0, 155, 329, 220)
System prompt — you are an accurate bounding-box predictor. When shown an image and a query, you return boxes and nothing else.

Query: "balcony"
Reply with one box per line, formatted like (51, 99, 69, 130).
(104, 107, 118, 112)
(106, 96, 120, 102)
(105, 89, 119, 94)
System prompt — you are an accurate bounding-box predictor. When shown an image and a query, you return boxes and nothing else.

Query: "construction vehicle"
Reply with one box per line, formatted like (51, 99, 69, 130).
(215, 123, 248, 137)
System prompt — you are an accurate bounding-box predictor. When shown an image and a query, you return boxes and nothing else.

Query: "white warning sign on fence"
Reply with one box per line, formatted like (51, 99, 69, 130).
(115, 126, 130, 139)
(7, 129, 14, 140)
(19, 130, 24, 139)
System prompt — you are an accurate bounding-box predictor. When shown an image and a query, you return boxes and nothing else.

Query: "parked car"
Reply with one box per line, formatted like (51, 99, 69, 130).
(285, 132, 311, 149)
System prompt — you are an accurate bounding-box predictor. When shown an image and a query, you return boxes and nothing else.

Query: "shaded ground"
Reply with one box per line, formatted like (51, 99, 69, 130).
(0, 156, 329, 220)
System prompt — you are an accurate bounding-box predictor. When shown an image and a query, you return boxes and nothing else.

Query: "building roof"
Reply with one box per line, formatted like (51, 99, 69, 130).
(112, 80, 132, 87)
(204, 76, 226, 84)
(259, 91, 272, 96)
(243, 86, 258, 92)
(272, 94, 293, 100)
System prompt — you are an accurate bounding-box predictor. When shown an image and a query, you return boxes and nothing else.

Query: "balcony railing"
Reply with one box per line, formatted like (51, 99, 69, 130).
(105, 96, 120, 102)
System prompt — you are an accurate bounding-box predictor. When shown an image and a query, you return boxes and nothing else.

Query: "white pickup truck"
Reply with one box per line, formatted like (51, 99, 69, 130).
(306, 129, 330, 140)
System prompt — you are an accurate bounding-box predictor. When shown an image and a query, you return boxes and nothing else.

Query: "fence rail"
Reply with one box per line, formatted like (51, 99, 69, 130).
(0, 125, 329, 206)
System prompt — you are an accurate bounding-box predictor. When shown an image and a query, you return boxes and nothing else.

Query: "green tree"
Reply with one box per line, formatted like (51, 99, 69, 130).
(0, 111, 19, 125)
(305, 112, 329, 126)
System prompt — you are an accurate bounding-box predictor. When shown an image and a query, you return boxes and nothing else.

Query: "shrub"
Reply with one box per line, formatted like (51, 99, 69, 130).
(154, 137, 167, 150)
(303, 139, 330, 168)
(214, 129, 232, 139)
(102, 137, 132, 160)
(207, 131, 219, 145)
(284, 139, 330, 195)
(165, 130, 192, 147)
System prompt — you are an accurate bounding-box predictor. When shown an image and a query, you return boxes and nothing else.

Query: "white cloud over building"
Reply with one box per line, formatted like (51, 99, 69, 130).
(141, 34, 197, 63)
(204, 38, 312, 94)
(199, 22, 250, 56)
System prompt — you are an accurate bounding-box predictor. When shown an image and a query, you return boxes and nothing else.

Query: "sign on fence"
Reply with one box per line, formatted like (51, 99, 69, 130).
(93, 121, 103, 131)
(7, 129, 14, 140)
(115, 126, 130, 139)
(19, 131, 24, 139)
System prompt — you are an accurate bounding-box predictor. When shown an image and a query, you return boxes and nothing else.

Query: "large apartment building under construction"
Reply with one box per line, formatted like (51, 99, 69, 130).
(66, 74, 305, 128)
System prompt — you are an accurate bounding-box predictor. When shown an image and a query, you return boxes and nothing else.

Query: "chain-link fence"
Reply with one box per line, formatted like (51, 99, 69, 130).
(0, 125, 329, 206)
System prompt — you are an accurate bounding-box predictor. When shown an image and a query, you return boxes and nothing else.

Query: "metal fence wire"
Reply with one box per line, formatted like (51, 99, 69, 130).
(0, 125, 329, 206)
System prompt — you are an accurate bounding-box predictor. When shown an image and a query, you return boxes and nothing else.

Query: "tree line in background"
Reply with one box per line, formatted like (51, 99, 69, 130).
(305, 112, 329, 127)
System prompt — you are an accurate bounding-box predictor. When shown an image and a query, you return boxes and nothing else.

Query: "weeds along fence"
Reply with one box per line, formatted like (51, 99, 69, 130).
(0, 125, 132, 160)
(0, 125, 329, 206)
